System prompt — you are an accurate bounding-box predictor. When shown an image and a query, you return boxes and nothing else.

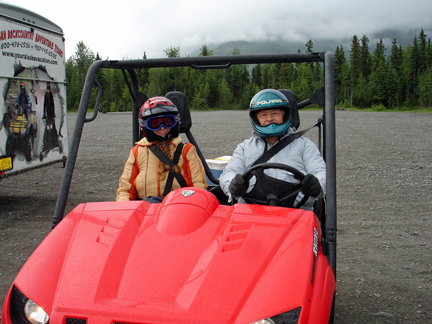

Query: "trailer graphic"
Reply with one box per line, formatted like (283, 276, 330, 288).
(0, 3, 68, 178)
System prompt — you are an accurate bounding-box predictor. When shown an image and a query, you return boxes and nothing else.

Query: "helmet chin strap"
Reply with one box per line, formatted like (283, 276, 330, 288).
(153, 132, 172, 142)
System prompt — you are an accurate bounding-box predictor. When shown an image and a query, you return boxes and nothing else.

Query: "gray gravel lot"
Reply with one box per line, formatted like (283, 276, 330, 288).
(1, 110, 431, 323)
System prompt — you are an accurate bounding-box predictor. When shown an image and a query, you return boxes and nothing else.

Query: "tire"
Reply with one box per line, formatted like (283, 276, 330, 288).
(25, 133, 34, 161)
(6, 137, 14, 156)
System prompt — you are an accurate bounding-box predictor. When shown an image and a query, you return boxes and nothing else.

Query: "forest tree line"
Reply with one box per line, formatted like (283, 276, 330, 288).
(65, 28, 432, 112)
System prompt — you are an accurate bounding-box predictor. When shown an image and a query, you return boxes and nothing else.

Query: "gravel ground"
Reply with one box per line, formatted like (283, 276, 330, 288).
(1, 110, 431, 323)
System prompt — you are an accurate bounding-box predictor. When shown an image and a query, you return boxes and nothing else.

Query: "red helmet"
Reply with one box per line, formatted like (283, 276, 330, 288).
(20, 81, 25, 90)
(139, 97, 180, 142)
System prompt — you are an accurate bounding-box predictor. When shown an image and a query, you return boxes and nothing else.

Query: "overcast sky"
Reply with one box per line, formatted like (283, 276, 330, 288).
(6, 0, 432, 60)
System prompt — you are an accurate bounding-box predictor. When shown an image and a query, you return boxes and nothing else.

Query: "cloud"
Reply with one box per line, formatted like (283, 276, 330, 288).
(9, 0, 432, 59)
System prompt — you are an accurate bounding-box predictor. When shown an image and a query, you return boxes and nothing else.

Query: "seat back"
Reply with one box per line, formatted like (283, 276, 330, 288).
(165, 91, 219, 185)
(165, 91, 192, 133)
(278, 89, 300, 130)
(132, 91, 149, 142)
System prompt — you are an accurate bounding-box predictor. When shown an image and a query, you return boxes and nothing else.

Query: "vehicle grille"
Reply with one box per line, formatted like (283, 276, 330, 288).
(65, 318, 87, 324)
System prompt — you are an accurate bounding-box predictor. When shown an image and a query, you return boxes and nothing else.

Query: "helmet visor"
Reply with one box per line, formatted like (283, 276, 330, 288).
(145, 114, 178, 131)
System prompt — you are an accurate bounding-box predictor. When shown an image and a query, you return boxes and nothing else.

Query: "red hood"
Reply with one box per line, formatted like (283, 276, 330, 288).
(15, 188, 321, 324)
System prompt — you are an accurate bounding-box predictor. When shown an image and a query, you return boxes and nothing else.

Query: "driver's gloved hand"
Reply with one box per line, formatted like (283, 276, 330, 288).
(301, 174, 321, 197)
(229, 174, 248, 197)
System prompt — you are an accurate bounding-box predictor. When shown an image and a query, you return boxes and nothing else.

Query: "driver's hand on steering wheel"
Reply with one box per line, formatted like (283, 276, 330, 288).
(229, 174, 248, 197)
(301, 174, 322, 197)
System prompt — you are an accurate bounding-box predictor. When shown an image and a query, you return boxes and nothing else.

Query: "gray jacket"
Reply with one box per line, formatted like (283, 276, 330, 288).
(219, 128, 326, 209)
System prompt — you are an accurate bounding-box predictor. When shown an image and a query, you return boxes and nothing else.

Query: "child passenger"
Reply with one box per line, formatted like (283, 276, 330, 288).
(116, 96, 207, 202)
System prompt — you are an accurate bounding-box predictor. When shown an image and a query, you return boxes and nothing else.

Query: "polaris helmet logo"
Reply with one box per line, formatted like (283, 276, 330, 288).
(253, 99, 284, 107)
(150, 99, 167, 104)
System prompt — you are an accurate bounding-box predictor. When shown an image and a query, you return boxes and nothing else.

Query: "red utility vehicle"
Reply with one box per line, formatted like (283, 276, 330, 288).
(2, 52, 337, 324)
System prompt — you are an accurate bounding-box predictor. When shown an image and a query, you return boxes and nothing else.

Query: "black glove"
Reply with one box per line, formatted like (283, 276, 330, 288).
(229, 174, 248, 197)
(301, 174, 321, 197)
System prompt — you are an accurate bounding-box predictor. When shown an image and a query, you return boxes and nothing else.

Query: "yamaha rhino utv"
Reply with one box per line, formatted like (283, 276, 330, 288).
(2, 52, 337, 324)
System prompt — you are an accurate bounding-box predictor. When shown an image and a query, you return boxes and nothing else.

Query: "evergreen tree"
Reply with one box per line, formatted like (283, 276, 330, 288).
(121, 84, 133, 111)
(369, 39, 388, 107)
(387, 67, 400, 109)
(418, 66, 432, 107)
(199, 44, 213, 56)
(260, 64, 271, 89)
(239, 82, 260, 109)
(229, 65, 243, 98)
(190, 83, 210, 110)
(407, 35, 420, 103)
(369, 64, 388, 107)
(205, 70, 221, 108)
(292, 64, 314, 102)
(217, 77, 234, 109)
(94, 52, 105, 87)
(349, 35, 361, 105)
(353, 73, 368, 108)
(360, 35, 371, 82)
(278, 63, 295, 89)
(65, 58, 81, 111)
(312, 61, 323, 88)
(137, 52, 150, 90)
(372, 38, 386, 70)
(304, 40, 321, 84)
(418, 29, 427, 73)
(334, 46, 347, 104)
(111, 69, 125, 110)
(270, 63, 281, 88)
(417, 31, 432, 108)
(73, 41, 95, 89)
(241, 65, 251, 87)
(251, 64, 262, 88)
(164, 46, 181, 58)
(227, 48, 243, 99)
(305, 40, 314, 53)
(146, 68, 170, 98)
(426, 38, 432, 69)
(389, 39, 402, 73)
(66, 41, 95, 111)
(186, 68, 200, 98)
(163, 46, 183, 91)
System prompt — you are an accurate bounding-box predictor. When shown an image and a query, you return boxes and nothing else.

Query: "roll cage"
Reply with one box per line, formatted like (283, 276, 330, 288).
(52, 52, 337, 276)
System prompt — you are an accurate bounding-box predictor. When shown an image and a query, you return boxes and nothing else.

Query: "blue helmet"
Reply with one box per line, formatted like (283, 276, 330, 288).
(249, 89, 291, 138)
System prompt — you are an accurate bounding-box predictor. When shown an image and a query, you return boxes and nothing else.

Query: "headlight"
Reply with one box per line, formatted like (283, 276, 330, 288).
(9, 286, 50, 324)
(24, 300, 49, 324)
(250, 307, 301, 324)
(250, 320, 275, 324)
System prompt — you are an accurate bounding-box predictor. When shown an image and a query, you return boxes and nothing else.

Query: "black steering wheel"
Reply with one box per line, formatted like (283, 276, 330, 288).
(241, 162, 309, 208)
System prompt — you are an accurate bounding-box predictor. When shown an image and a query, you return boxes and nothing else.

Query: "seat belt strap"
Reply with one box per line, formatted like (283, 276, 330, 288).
(149, 143, 187, 196)
(252, 120, 321, 167)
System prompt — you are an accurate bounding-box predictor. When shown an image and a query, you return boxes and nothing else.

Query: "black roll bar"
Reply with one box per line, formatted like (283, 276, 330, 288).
(52, 52, 337, 276)
(324, 52, 337, 275)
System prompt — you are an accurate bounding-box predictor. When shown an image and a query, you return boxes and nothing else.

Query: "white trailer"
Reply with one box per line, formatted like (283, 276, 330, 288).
(0, 3, 68, 178)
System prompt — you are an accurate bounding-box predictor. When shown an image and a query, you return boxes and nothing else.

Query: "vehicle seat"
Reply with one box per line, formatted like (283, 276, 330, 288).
(134, 91, 148, 141)
(278, 89, 300, 130)
(279, 89, 324, 217)
(164, 91, 192, 133)
(165, 91, 220, 187)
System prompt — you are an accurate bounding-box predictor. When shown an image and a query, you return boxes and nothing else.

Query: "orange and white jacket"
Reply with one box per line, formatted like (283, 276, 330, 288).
(116, 136, 207, 201)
